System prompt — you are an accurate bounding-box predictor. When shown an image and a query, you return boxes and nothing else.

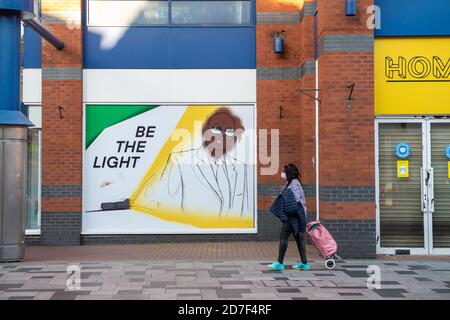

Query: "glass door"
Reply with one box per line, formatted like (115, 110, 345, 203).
(377, 119, 450, 255)
(377, 121, 427, 254)
(429, 121, 450, 254)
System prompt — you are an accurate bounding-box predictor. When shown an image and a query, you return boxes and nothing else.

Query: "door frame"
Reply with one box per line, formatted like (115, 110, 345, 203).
(25, 104, 42, 235)
(375, 117, 428, 255)
(376, 117, 450, 255)
(427, 118, 450, 255)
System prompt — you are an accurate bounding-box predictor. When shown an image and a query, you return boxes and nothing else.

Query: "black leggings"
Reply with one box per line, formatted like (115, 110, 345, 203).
(277, 223, 308, 264)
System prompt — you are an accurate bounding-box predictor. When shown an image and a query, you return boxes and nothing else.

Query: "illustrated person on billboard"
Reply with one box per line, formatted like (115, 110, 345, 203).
(144, 107, 251, 219)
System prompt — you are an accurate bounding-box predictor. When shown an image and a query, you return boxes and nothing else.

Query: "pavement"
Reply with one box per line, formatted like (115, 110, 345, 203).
(1, 242, 450, 300)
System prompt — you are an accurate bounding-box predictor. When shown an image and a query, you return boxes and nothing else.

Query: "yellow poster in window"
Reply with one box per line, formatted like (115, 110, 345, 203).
(397, 160, 409, 178)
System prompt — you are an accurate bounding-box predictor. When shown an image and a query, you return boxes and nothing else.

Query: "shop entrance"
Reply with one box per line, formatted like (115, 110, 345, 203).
(376, 119, 450, 255)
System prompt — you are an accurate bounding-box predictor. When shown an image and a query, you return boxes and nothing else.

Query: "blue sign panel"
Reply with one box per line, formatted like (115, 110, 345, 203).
(396, 143, 410, 159)
(375, 0, 450, 37)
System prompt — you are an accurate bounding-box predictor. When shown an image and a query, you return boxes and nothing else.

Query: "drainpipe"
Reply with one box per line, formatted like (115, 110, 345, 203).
(23, 18, 65, 51)
(315, 60, 320, 221)
(0, 0, 63, 262)
(313, 1, 320, 221)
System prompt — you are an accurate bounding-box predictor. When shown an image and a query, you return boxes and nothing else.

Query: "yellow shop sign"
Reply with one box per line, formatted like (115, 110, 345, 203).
(375, 38, 450, 115)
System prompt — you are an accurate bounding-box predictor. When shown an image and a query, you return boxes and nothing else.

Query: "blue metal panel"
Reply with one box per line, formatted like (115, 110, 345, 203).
(375, 0, 450, 37)
(23, 26, 41, 68)
(84, 27, 256, 69)
(0, 0, 34, 125)
(0, 0, 34, 16)
(169, 28, 255, 69)
(0, 14, 33, 125)
(84, 27, 170, 68)
(0, 15, 21, 111)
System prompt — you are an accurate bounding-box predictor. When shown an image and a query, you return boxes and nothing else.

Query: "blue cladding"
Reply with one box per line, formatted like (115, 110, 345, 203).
(0, 14, 21, 112)
(0, 0, 34, 14)
(23, 26, 42, 68)
(375, 0, 450, 37)
(0, 13, 33, 126)
(84, 27, 256, 69)
(169, 28, 255, 69)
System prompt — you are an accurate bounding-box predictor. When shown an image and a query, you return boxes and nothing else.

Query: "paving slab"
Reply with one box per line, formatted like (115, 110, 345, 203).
(1, 242, 449, 300)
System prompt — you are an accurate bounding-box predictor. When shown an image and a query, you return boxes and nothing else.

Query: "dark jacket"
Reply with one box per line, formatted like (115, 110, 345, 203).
(270, 188, 306, 234)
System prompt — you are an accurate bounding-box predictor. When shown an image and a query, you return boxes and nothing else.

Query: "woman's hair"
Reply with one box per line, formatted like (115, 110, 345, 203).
(283, 163, 301, 185)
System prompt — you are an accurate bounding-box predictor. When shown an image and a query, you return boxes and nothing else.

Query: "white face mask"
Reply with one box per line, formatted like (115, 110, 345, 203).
(281, 171, 287, 180)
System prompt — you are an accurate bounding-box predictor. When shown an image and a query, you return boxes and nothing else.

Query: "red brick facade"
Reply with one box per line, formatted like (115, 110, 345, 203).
(256, 0, 375, 257)
(41, 0, 83, 244)
(36, 0, 376, 257)
(257, 0, 375, 220)
(316, 0, 375, 220)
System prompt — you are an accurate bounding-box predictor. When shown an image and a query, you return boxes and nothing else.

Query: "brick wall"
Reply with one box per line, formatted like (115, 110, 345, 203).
(40, 0, 83, 245)
(315, 0, 376, 257)
(255, 0, 310, 245)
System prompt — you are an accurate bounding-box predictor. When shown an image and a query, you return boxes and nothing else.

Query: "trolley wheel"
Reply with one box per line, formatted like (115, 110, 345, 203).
(325, 258, 336, 270)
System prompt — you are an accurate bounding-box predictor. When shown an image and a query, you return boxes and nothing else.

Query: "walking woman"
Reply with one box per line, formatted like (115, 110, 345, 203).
(268, 163, 310, 271)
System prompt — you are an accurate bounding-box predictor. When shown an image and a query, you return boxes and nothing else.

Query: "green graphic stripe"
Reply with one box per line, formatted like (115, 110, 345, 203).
(85, 105, 158, 149)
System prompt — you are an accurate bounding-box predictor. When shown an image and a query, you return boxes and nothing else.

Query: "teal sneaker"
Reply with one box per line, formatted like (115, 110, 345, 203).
(293, 262, 311, 270)
(267, 261, 285, 271)
(292, 263, 302, 270)
(300, 262, 311, 270)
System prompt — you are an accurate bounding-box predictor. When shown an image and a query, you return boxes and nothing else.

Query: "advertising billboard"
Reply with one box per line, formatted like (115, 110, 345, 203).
(82, 104, 256, 234)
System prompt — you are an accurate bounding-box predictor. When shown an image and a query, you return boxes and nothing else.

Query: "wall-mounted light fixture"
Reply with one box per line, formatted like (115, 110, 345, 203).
(274, 31, 285, 54)
(345, 0, 357, 16)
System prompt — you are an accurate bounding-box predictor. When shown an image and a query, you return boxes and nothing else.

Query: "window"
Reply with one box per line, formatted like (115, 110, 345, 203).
(26, 105, 42, 233)
(87, 0, 252, 26)
(88, 0, 169, 26)
(34, 0, 41, 17)
(171, 1, 251, 26)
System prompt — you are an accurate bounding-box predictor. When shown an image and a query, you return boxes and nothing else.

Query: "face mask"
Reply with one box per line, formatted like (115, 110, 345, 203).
(281, 171, 287, 180)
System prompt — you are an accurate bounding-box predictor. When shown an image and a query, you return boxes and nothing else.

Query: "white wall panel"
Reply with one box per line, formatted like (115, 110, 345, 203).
(83, 69, 256, 103)
(23, 69, 42, 104)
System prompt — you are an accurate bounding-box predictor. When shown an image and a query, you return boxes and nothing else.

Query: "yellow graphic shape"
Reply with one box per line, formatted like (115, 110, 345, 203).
(133, 206, 253, 229)
(129, 105, 253, 229)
